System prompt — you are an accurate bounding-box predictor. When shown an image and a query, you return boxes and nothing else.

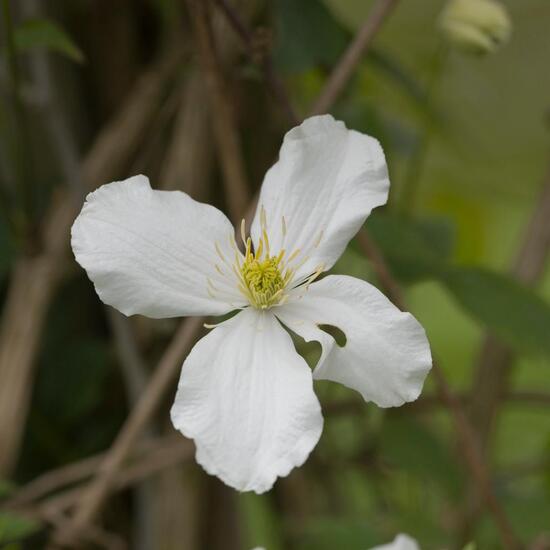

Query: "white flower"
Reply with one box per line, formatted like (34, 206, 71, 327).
(439, 0, 511, 55)
(71, 115, 432, 493)
(371, 533, 420, 550)
(252, 533, 420, 550)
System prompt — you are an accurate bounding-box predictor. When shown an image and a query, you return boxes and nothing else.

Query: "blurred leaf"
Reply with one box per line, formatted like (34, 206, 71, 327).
(14, 18, 84, 63)
(0, 479, 15, 499)
(273, 0, 349, 72)
(442, 267, 550, 357)
(366, 213, 455, 282)
(379, 417, 463, 496)
(299, 518, 379, 550)
(368, 213, 550, 357)
(0, 513, 40, 545)
(36, 339, 109, 425)
(0, 213, 16, 278)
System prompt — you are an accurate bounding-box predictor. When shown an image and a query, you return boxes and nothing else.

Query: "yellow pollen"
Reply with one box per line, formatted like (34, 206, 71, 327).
(241, 256, 285, 308)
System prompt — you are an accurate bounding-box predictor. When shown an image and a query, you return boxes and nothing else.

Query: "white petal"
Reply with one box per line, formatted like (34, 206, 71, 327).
(170, 307, 323, 493)
(276, 275, 432, 408)
(251, 115, 389, 279)
(71, 175, 246, 318)
(370, 534, 420, 550)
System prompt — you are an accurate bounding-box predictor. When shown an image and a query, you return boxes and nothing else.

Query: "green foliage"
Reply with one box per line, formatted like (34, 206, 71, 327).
(379, 417, 463, 496)
(272, 0, 349, 72)
(0, 479, 15, 499)
(366, 213, 454, 282)
(14, 18, 84, 63)
(441, 267, 550, 357)
(367, 212, 550, 358)
(299, 518, 379, 550)
(0, 513, 40, 545)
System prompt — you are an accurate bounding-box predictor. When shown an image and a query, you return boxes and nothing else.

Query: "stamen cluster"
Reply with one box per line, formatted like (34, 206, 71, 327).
(237, 210, 294, 309)
(211, 206, 325, 310)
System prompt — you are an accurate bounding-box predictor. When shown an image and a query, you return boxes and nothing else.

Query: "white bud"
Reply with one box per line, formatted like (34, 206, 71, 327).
(439, 0, 512, 55)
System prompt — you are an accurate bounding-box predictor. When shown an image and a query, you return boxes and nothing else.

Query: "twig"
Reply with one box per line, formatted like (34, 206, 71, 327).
(212, 0, 299, 123)
(470, 167, 550, 452)
(5, 434, 186, 510)
(159, 69, 213, 195)
(310, 0, 400, 115)
(52, 317, 204, 546)
(186, 0, 249, 221)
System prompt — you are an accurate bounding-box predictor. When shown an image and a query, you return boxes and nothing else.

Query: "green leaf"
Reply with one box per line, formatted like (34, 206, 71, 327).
(14, 18, 84, 63)
(367, 213, 550, 358)
(441, 267, 550, 357)
(0, 512, 40, 544)
(365, 213, 455, 282)
(379, 417, 463, 496)
(300, 518, 379, 550)
(273, 0, 349, 72)
(0, 479, 16, 499)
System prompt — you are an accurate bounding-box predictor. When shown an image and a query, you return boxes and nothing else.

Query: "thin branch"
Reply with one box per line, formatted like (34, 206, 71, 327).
(4, 434, 185, 509)
(186, 0, 250, 221)
(213, 0, 299, 123)
(310, 0, 400, 115)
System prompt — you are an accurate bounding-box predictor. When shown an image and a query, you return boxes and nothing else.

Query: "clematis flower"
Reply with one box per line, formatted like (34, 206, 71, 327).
(371, 534, 420, 550)
(71, 115, 432, 493)
(251, 534, 420, 550)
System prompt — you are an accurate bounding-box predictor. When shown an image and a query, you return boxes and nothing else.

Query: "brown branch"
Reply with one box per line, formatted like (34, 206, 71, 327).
(159, 69, 214, 197)
(4, 434, 185, 509)
(212, 0, 299, 123)
(186, 0, 250, 222)
(470, 167, 550, 453)
(310, 0, 400, 115)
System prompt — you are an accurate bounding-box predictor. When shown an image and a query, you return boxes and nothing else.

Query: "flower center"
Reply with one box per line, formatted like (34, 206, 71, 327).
(240, 255, 285, 308)
(238, 223, 294, 309)
(211, 206, 325, 311)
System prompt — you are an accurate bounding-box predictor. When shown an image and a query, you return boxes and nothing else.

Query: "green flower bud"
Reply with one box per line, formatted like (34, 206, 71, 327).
(439, 0, 512, 55)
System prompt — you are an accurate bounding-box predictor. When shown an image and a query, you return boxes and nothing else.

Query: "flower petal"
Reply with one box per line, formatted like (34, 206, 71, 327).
(251, 115, 389, 279)
(71, 175, 246, 318)
(370, 534, 420, 550)
(170, 307, 323, 493)
(275, 275, 432, 408)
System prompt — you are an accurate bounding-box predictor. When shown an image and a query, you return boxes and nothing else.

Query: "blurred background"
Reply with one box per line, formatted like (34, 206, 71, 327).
(0, 0, 549, 548)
